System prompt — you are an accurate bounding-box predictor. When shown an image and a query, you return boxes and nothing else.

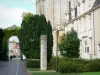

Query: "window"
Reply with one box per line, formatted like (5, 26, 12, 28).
(82, 0, 85, 10)
(75, 6, 77, 18)
(99, 44, 100, 48)
(98, 44, 100, 56)
(85, 47, 87, 53)
(87, 47, 89, 52)
(69, 1, 72, 21)
(84, 41, 89, 53)
(98, 44, 100, 50)
(85, 41, 87, 45)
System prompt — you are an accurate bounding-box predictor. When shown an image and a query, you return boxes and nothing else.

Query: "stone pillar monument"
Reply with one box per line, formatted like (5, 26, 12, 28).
(52, 31, 57, 56)
(40, 35, 47, 71)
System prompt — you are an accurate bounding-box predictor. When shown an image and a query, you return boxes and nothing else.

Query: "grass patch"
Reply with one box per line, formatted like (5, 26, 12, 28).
(31, 72, 100, 75)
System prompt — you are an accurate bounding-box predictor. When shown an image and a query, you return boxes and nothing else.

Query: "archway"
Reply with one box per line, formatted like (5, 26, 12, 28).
(8, 36, 21, 60)
(1, 28, 20, 61)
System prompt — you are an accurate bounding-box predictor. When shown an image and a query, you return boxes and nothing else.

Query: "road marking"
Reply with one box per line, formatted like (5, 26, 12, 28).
(16, 60, 19, 75)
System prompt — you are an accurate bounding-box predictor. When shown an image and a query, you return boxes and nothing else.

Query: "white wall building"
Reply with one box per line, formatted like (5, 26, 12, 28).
(65, 0, 100, 59)
(36, 0, 100, 59)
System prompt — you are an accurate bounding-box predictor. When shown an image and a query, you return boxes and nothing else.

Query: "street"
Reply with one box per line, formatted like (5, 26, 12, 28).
(0, 59, 28, 75)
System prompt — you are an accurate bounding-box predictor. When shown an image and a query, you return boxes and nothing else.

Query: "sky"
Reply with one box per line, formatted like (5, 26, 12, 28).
(9, 36, 19, 43)
(0, 0, 36, 29)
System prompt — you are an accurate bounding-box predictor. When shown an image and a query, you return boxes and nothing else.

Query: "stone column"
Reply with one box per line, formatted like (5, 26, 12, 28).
(40, 35, 47, 71)
(53, 31, 57, 56)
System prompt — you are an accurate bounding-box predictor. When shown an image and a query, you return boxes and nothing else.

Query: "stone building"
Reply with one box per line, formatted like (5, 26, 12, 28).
(36, 0, 100, 59)
(65, 0, 100, 59)
(36, 0, 68, 56)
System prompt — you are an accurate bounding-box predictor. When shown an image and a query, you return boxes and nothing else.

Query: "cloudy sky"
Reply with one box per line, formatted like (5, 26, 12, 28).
(0, 0, 36, 29)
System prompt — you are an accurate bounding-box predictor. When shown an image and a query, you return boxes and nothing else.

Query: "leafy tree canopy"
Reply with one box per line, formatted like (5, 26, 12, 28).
(19, 13, 53, 61)
(59, 28, 80, 58)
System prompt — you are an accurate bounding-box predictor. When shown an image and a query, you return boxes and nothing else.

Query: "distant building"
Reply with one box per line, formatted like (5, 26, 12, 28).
(9, 40, 20, 57)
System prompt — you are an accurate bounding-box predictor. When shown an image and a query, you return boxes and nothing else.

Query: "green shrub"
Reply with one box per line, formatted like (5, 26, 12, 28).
(48, 57, 100, 73)
(48, 57, 56, 70)
(26, 59, 40, 68)
(88, 60, 100, 72)
(58, 60, 80, 73)
(47, 57, 66, 70)
(20, 14, 53, 61)
(58, 58, 100, 73)
(59, 28, 80, 58)
(77, 63, 89, 72)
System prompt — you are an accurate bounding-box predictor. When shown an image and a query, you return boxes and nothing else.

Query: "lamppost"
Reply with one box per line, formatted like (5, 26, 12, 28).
(56, 25, 59, 72)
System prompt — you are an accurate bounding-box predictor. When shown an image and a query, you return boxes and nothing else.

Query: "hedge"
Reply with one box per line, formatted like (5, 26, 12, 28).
(58, 59, 100, 73)
(48, 57, 100, 73)
(26, 59, 40, 68)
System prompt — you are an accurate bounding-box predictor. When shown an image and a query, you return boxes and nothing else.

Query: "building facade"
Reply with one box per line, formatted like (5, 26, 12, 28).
(65, 0, 100, 59)
(36, 0, 100, 59)
(36, 0, 68, 56)
(9, 40, 20, 58)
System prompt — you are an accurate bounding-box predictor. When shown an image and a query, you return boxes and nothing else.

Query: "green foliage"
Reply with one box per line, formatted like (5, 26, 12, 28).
(48, 57, 56, 70)
(48, 57, 65, 70)
(59, 28, 80, 58)
(47, 21, 53, 62)
(58, 58, 100, 73)
(40, 15, 48, 34)
(48, 57, 100, 73)
(19, 13, 53, 61)
(19, 13, 39, 59)
(1, 29, 20, 61)
(88, 60, 100, 72)
(22, 12, 34, 22)
(0, 28, 4, 60)
(26, 59, 40, 68)
(0, 28, 4, 50)
(58, 60, 78, 73)
(31, 72, 100, 75)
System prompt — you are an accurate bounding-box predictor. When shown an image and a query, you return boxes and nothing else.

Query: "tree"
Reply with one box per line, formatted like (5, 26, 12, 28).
(19, 13, 53, 61)
(59, 28, 80, 58)
(0, 28, 4, 59)
(19, 13, 38, 58)
(0, 28, 4, 50)
(39, 15, 53, 62)
(47, 21, 53, 62)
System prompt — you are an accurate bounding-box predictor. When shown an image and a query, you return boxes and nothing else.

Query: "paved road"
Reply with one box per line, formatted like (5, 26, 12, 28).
(0, 59, 28, 75)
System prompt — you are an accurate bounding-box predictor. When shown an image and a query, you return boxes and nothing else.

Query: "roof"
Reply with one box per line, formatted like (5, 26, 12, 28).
(93, 0, 100, 8)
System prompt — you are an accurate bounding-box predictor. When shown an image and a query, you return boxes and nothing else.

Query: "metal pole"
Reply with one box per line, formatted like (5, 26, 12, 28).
(56, 30, 59, 72)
